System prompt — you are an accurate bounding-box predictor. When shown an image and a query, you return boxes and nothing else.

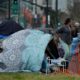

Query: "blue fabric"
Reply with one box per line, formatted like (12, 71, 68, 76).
(25, 33, 43, 47)
(22, 47, 44, 72)
(70, 37, 79, 55)
(22, 33, 52, 72)
(0, 35, 8, 39)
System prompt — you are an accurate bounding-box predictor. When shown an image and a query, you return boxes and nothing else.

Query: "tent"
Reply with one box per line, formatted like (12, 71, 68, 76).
(0, 20, 23, 36)
(0, 29, 60, 72)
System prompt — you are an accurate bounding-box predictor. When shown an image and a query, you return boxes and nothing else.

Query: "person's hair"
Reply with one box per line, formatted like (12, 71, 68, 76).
(64, 18, 71, 25)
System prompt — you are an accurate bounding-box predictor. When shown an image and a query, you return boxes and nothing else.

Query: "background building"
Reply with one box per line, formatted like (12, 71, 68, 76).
(35, 0, 69, 14)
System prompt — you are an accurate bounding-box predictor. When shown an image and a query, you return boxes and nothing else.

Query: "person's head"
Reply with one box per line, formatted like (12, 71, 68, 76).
(64, 18, 72, 26)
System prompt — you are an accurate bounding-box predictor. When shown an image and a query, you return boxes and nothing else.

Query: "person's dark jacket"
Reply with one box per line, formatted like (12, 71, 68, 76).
(56, 26, 72, 45)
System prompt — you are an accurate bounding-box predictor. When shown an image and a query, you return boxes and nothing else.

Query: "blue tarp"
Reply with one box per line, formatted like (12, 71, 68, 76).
(0, 35, 8, 39)
(70, 37, 79, 55)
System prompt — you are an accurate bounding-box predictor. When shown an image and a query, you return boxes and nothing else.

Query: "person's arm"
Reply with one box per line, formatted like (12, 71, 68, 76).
(56, 27, 64, 34)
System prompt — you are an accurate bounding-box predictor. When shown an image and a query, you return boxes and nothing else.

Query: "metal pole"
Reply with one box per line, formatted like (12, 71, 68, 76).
(46, 0, 48, 28)
(8, 0, 11, 19)
(35, 0, 37, 14)
(55, 0, 58, 27)
(18, 0, 20, 23)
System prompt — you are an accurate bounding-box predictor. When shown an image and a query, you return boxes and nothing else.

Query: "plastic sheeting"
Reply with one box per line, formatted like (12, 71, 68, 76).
(70, 37, 79, 55)
(59, 38, 70, 59)
(0, 29, 52, 72)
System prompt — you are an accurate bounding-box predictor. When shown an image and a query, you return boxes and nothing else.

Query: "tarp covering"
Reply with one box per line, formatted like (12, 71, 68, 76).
(70, 37, 79, 55)
(0, 29, 52, 72)
(0, 20, 23, 36)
